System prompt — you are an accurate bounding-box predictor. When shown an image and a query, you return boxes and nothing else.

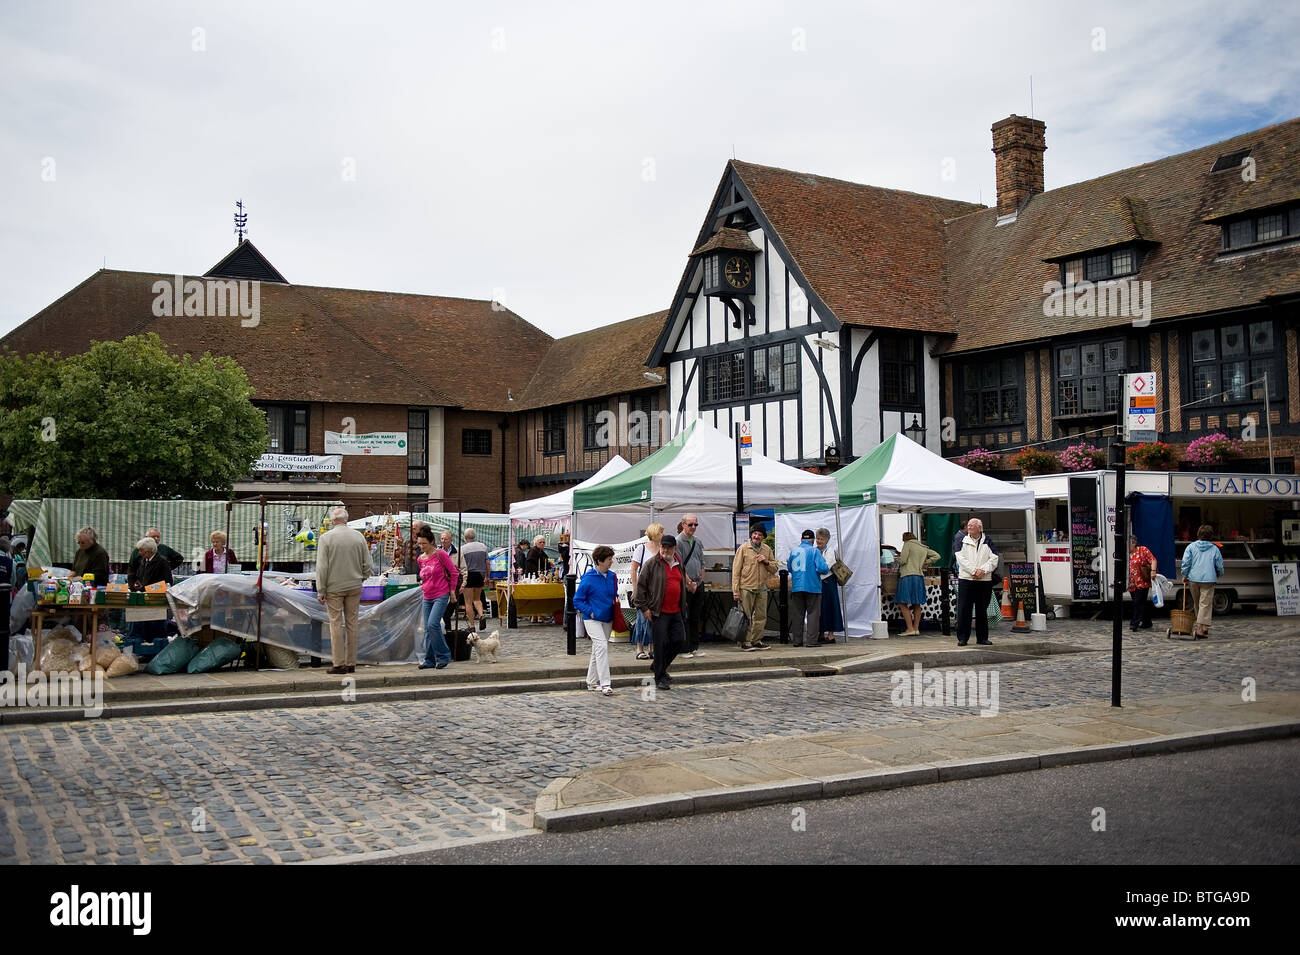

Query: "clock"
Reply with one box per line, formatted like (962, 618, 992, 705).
(724, 256, 753, 290)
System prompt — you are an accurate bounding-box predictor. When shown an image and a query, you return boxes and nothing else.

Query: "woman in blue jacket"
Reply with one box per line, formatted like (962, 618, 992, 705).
(574, 545, 618, 695)
(1180, 524, 1225, 639)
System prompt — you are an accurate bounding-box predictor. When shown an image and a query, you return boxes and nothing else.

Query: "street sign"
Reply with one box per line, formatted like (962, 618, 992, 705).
(1123, 373, 1158, 443)
(738, 419, 753, 466)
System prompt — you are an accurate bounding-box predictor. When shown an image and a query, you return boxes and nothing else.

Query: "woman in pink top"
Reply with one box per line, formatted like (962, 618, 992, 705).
(416, 526, 459, 669)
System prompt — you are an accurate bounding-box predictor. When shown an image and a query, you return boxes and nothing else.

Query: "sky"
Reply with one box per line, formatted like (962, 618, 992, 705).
(1, 0, 1298, 341)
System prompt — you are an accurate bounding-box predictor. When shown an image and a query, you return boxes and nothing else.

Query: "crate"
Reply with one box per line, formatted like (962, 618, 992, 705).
(383, 582, 420, 600)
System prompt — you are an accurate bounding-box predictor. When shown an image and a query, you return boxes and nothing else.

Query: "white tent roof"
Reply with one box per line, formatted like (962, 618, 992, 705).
(572, 421, 838, 513)
(841, 433, 1034, 512)
(508, 454, 632, 521)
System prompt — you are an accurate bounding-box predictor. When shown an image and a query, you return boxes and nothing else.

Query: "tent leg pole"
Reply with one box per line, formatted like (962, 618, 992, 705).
(833, 505, 846, 638)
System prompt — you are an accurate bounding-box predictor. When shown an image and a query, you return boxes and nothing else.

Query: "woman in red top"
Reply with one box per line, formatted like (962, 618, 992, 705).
(1128, 535, 1157, 631)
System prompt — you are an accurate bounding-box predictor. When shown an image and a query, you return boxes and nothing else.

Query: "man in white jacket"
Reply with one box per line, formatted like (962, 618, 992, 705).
(954, 518, 999, 647)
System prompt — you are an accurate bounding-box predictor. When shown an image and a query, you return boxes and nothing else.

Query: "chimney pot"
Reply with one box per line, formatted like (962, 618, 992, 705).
(991, 115, 1046, 217)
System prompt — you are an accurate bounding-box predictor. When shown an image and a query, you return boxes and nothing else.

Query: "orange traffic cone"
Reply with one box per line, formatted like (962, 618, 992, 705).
(1000, 576, 1013, 619)
(1012, 600, 1031, 633)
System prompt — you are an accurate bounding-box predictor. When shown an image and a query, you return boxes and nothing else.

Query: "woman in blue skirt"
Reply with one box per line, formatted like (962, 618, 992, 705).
(896, 531, 940, 635)
(816, 528, 843, 643)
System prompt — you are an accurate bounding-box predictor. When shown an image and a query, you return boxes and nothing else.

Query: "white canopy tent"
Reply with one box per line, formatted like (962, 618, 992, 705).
(777, 434, 1035, 637)
(509, 455, 632, 523)
(572, 420, 839, 544)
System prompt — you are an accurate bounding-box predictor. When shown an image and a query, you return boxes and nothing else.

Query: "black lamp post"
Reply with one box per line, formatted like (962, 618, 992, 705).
(904, 414, 925, 447)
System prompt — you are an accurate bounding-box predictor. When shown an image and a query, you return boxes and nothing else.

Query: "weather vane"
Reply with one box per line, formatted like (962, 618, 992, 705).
(234, 200, 248, 243)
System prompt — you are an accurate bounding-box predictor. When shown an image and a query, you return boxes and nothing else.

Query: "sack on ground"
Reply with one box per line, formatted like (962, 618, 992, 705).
(106, 647, 138, 678)
(722, 605, 749, 642)
(187, 636, 243, 674)
(145, 635, 200, 675)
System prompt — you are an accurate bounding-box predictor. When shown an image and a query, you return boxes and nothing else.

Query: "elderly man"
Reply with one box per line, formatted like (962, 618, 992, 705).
(634, 533, 687, 691)
(129, 526, 183, 578)
(677, 513, 706, 657)
(71, 526, 111, 585)
(954, 518, 999, 647)
(316, 506, 372, 674)
(732, 527, 774, 651)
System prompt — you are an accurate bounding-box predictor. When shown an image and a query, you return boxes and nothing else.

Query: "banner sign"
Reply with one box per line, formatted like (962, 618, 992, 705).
(1271, 562, 1300, 616)
(253, 454, 342, 473)
(1068, 476, 1102, 600)
(324, 431, 408, 455)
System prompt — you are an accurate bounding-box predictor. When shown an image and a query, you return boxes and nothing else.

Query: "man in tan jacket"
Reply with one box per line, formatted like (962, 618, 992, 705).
(316, 507, 372, 674)
(732, 527, 774, 651)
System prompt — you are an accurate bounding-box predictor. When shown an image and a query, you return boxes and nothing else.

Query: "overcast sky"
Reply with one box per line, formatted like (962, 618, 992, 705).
(1, 0, 1297, 341)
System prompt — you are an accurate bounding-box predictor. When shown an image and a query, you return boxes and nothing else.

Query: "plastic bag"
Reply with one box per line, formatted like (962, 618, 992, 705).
(1152, 573, 1174, 600)
(9, 584, 34, 635)
(39, 636, 80, 673)
(106, 647, 138, 678)
(93, 631, 121, 669)
(1151, 586, 1165, 609)
(7, 631, 34, 673)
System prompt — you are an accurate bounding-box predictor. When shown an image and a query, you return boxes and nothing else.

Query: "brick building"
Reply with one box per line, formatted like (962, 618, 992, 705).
(1, 242, 666, 511)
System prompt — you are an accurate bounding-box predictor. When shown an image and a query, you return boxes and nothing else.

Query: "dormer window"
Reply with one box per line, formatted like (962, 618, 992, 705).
(1061, 244, 1140, 285)
(1221, 203, 1300, 250)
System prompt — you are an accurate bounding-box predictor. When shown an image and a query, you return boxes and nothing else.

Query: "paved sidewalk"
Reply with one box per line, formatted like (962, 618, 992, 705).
(7, 615, 1295, 724)
(533, 690, 1300, 832)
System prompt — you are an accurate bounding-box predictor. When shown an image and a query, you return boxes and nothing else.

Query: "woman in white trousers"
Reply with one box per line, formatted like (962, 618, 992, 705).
(574, 545, 618, 696)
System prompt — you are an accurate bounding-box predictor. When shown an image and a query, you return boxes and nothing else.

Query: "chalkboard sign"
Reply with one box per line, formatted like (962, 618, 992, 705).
(1006, 561, 1037, 617)
(1069, 476, 1102, 601)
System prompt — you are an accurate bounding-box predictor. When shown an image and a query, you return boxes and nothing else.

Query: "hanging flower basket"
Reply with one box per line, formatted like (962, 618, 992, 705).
(1059, 442, 1106, 472)
(1126, 441, 1176, 471)
(954, 448, 1001, 474)
(1009, 447, 1060, 475)
(1184, 433, 1245, 466)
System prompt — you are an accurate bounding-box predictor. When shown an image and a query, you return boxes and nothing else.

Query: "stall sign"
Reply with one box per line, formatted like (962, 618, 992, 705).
(738, 420, 753, 467)
(1271, 563, 1300, 616)
(324, 431, 408, 456)
(734, 512, 750, 548)
(1068, 476, 1102, 600)
(1006, 562, 1038, 616)
(1171, 473, 1300, 499)
(253, 454, 343, 473)
(1123, 373, 1158, 443)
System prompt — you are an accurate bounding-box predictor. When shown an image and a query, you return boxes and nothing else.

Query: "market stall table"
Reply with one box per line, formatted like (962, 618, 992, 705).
(502, 581, 566, 623)
(31, 603, 103, 669)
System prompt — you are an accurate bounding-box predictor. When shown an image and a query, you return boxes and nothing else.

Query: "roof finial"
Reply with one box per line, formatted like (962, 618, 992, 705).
(234, 200, 249, 243)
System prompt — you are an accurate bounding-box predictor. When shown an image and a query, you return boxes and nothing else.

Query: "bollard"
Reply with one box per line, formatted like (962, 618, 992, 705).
(565, 573, 577, 655)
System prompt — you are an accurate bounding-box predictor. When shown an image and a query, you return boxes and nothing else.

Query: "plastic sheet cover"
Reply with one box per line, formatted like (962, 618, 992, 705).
(167, 574, 426, 665)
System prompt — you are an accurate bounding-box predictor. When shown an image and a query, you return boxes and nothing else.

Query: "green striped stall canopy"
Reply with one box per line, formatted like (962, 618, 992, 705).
(410, 513, 511, 551)
(5, 499, 41, 535)
(28, 498, 342, 570)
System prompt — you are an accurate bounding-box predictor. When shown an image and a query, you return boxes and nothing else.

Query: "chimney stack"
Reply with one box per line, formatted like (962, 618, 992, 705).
(991, 115, 1046, 217)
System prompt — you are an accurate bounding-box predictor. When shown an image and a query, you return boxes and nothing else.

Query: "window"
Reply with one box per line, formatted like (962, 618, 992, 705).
(583, 402, 605, 450)
(1222, 203, 1300, 249)
(1055, 337, 1141, 417)
(701, 339, 803, 407)
(1062, 245, 1140, 284)
(960, 356, 1019, 427)
(1189, 320, 1281, 404)
(461, 427, 491, 457)
(631, 392, 661, 447)
(702, 350, 747, 404)
(408, 410, 429, 484)
(751, 342, 799, 398)
(880, 335, 922, 407)
(258, 404, 309, 454)
(542, 407, 566, 455)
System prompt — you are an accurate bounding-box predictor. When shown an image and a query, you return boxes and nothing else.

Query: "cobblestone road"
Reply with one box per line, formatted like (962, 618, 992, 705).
(1, 632, 1296, 864)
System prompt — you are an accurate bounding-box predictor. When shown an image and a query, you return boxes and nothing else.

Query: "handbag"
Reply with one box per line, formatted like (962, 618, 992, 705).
(986, 592, 1002, 625)
(722, 605, 749, 642)
(831, 558, 853, 586)
(611, 600, 629, 633)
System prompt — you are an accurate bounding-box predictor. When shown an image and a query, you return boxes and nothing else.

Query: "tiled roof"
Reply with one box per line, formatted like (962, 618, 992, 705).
(942, 116, 1300, 354)
(1041, 195, 1158, 261)
(0, 270, 559, 407)
(731, 160, 985, 333)
(516, 310, 668, 410)
(690, 228, 762, 257)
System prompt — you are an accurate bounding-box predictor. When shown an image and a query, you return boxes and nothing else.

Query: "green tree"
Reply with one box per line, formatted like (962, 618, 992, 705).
(0, 333, 268, 498)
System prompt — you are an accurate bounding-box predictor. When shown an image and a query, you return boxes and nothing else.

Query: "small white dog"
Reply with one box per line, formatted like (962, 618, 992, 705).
(468, 629, 501, 663)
